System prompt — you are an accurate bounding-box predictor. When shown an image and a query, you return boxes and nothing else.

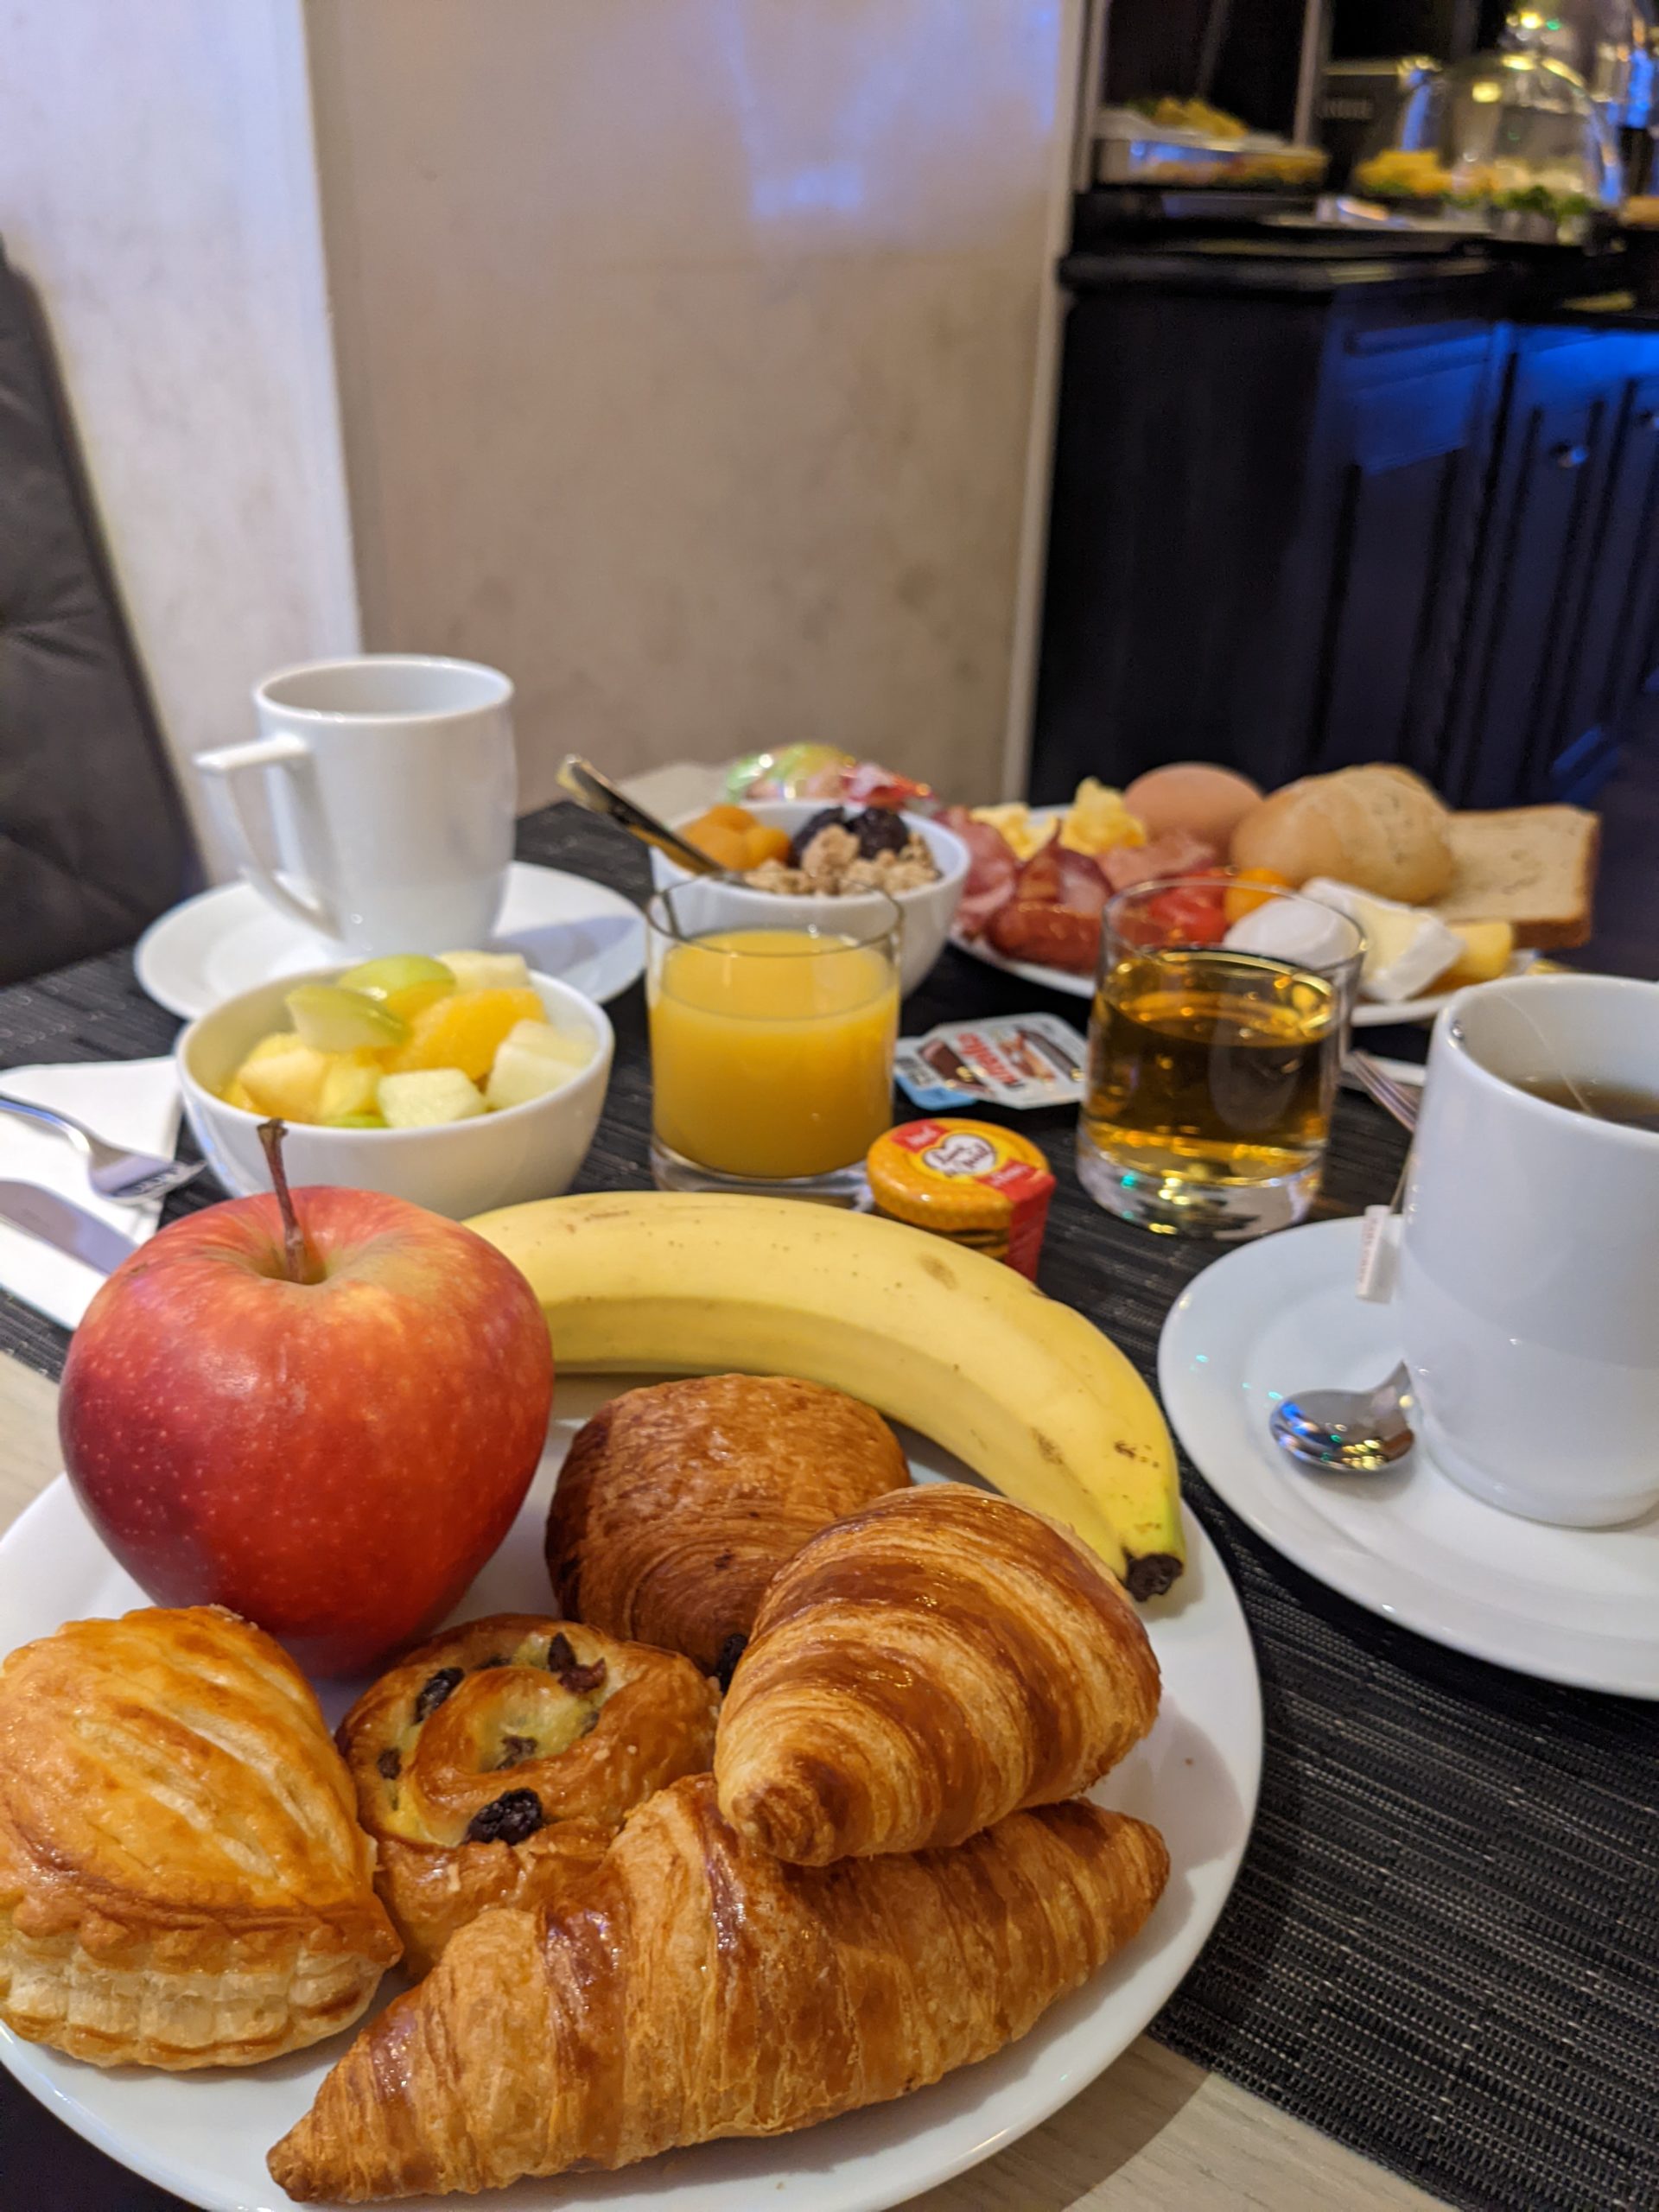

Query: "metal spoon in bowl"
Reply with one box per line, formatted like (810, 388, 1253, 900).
(555, 757, 726, 877)
(1270, 1361, 1415, 1473)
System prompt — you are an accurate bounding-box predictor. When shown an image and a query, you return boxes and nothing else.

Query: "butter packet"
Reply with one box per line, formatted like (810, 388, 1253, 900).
(894, 1014, 1088, 1113)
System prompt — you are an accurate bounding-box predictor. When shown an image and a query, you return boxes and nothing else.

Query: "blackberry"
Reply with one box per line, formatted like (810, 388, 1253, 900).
(787, 806, 845, 866)
(848, 806, 908, 858)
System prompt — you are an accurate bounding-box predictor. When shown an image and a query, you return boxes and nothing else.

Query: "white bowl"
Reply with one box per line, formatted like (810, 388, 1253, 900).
(177, 969, 613, 1220)
(649, 800, 967, 995)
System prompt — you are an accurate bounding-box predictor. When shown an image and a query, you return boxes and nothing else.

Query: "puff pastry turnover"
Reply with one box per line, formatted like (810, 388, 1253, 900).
(545, 1374, 911, 1675)
(338, 1611, 720, 1976)
(0, 1605, 399, 2069)
(715, 1482, 1161, 1861)
(269, 1771, 1169, 2201)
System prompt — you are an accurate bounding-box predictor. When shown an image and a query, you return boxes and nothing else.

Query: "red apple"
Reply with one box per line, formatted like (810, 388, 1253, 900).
(59, 1183, 554, 1676)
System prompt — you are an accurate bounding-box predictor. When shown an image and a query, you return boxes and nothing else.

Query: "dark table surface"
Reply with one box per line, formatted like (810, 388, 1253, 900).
(0, 804, 1655, 2212)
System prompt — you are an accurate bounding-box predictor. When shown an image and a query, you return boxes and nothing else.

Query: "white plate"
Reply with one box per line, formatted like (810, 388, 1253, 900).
(1160, 1217, 1659, 1697)
(946, 809, 1533, 1023)
(0, 1376, 1260, 2212)
(136, 865, 645, 1020)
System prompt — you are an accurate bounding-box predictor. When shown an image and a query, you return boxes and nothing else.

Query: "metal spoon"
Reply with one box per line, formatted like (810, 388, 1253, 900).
(555, 756, 728, 877)
(1270, 1360, 1415, 1473)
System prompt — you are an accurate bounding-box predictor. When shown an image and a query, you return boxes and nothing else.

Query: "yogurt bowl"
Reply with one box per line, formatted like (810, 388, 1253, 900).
(649, 800, 968, 996)
(178, 968, 613, 1220)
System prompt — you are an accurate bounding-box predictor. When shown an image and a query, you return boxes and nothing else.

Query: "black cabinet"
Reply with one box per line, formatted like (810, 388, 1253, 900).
(1030, 249, 1659, 810)
(1441, 331, 1624, 806)
(1030, 257, 1506, 804)
(1295, 323, 1503, 788)
(1540, 353, 1659, 801)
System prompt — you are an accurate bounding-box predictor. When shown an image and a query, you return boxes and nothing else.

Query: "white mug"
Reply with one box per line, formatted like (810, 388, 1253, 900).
(1398, 973, 1659, 1528)
(194, 656, 516, 957)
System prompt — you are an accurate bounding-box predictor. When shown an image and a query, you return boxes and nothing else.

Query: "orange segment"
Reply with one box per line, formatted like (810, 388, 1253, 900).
(385, 988, 545, 1080)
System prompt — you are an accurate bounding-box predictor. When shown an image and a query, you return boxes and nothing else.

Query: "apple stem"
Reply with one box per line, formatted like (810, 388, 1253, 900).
(257, 1120, 320, 1285)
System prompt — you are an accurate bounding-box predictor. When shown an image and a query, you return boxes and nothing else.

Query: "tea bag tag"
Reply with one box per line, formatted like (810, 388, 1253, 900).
(1356, 1206, 1402, 1302)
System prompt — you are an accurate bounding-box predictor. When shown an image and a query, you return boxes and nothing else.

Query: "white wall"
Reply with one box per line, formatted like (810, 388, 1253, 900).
(307, 0, 1077, 807)
(0, 0, 358, 867)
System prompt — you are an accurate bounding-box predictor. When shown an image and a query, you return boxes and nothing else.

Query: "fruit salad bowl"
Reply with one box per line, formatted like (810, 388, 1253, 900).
(178, 968, 613, 1219)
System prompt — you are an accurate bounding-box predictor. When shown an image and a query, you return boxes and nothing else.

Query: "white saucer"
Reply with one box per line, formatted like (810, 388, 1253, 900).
(136, 865, 645, 1020)
(950, 929, 1533, 1026)
(1159, 1217, 1659, 1698)
(0, 1378, 1260, 2212)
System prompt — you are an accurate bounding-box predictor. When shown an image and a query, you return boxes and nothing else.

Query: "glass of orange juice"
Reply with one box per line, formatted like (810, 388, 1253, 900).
(645, 883, 901, 1200)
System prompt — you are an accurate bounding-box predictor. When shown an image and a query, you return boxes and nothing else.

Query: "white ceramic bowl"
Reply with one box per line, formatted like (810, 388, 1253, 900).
(177, 969, 613, 1220)
(649, 800, 967, 995)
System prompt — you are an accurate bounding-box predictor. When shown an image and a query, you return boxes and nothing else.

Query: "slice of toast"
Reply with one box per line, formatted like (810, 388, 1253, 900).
(1428, 806, 1599, 949)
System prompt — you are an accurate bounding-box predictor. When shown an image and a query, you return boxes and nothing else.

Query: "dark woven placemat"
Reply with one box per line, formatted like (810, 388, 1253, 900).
(1, 806, 1655, 2212)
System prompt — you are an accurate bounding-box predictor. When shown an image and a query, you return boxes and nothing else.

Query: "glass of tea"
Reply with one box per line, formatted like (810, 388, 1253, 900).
(645, 880, 901, 1202)
(1077, 875, 1364, 1239)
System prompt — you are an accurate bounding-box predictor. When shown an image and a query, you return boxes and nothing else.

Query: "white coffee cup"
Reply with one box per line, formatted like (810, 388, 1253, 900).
(1397, 972, 1659, 1528)
(194, 656, 516, 957)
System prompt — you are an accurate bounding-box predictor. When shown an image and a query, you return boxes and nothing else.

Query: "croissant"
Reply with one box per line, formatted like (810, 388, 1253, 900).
(0, 1606, 399, 2069)
(268, 1772, 1168, 2201)
(338, 1612, 719, 1974)
(715, 1482, 1160, 1862)
(545, 1374, 910, 1674)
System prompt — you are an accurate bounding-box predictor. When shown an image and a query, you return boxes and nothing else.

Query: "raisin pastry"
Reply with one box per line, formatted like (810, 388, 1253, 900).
(545, 1374, 910, 1677)
(0, 1605, 400, 2069)
(338, 1613, 719, 1975)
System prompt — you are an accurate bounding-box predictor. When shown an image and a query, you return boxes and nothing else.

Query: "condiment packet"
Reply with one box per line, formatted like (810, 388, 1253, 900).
(894, 1014, 1088, 1112)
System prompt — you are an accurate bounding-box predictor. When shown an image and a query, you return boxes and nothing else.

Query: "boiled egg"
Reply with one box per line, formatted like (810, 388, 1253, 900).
(1122, 763, 1262, 850)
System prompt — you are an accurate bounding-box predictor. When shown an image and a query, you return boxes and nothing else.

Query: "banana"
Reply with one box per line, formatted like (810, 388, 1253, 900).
(467, 1192, 1184, 1599)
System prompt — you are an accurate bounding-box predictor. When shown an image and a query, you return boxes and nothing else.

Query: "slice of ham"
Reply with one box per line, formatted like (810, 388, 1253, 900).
(1100, 831, 1218, 893)
(940, 807, 1020, 938)
(1016, 841, 1109, 915)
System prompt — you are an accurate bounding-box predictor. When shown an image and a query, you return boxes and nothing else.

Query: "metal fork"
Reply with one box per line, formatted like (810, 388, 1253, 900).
(0, 1094, 205, 1205)
(1344, 1050, 1421, 1134)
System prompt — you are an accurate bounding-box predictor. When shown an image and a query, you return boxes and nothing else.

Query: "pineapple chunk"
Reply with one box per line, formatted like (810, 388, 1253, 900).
(485, 1019, 594, 1110)
(377, 1068, 487, 1128)
(286, 983, 407, 1053)
(318, 1050, 385, 1122)
(436, 950, 531, 994)
(223, 1077, 259, 1112)
(385, 987, 544, 1080)
(238, 1041, 334, 1123)
(1439, 920, 1515, 989)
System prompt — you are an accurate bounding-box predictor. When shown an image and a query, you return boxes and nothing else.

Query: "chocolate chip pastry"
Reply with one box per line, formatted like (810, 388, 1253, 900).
(337, 1612, 719, 1976)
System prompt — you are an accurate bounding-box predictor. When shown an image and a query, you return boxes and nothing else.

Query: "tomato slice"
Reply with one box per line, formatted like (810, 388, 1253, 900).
(1136, 884, 1230, 946)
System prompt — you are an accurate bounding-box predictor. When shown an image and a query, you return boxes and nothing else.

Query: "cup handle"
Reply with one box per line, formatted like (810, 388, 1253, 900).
(194, 734, 340, 938)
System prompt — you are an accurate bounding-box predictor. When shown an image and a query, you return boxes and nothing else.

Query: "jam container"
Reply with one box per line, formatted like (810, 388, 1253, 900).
(867, 1119, 1055, 1279)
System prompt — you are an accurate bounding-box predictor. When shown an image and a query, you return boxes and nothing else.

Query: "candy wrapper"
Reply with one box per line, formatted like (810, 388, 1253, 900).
(894, 1014, 1088, 1113)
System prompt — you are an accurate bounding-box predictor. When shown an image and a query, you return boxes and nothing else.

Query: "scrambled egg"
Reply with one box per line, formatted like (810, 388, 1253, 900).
(970, 779, 1146, 861)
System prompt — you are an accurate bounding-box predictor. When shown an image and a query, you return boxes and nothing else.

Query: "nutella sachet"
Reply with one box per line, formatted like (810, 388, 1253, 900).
(894, 1014, 1087, 1112)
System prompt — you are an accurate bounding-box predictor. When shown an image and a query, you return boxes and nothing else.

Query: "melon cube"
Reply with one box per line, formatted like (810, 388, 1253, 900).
(385, 987, 544, 1080)
(377, 1068, 487, 1128)
(485, 1020, 594, 1110)
(318, 1050, 386, 1122)
(238, 1042, 334, 1123)
(242, 1030, 297, 1065)
(336, 954, 457, 1024)
(436, 950, 531, 994)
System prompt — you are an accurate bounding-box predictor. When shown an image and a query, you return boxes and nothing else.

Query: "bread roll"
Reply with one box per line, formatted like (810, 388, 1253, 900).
(1230, 766, 1452, 903)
